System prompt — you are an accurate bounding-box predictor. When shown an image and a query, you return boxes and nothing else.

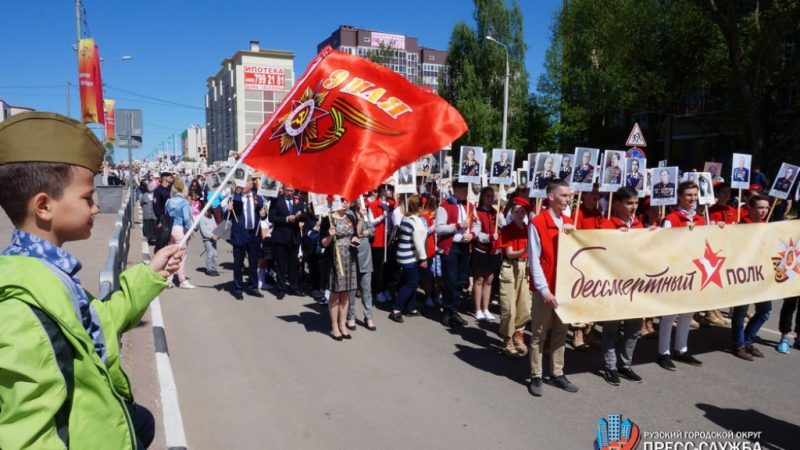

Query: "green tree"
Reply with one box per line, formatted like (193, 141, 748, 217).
(703, 0, 800, 166)
(539, 0, 798, 169)
(442, 0, 534, 155)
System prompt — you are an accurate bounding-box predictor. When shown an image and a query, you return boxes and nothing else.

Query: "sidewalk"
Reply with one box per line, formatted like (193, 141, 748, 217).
(0, 207, 166, 450)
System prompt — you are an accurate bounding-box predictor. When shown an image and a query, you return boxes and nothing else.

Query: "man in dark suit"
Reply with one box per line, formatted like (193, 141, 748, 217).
(230, 175, 265, 300)
(269, 185, 307, 299)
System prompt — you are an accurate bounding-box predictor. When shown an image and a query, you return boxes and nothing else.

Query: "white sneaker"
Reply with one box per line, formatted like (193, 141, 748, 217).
(179, 281, 196, 289)
(475, 310, 486, 321)
(483, 309, 495, 321)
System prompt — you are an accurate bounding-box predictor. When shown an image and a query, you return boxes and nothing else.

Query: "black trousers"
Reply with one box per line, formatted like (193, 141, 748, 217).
(126, 402, 155, 450)
(779, 297, 800, 334)
(371, 247, 386, 293)
(273, 242, 300, 293)
(233, 238, 260, 293)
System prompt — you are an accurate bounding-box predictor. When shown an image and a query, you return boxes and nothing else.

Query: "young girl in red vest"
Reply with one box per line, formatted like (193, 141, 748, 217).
(657, 180, 705, 371)
(527, 179, 578, 396)
(498, 196, 532, 358)
(471, 187, 504, 321)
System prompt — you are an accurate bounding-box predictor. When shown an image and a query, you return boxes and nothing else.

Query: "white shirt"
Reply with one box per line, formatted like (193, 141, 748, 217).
(527, 209, 564, 297)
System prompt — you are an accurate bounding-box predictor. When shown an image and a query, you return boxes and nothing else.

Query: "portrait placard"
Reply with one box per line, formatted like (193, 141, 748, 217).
(623, 157, 647, 196)
(730, 153, 752, 190)
(703, 162, 723, 183)
(769, 163, 800, 200)
(458, 146, 483, 184)
(394, 162, 417, 194)
(600, 150, 625, 192)
(570, 147, 600, 192)
(489, 149, 515, 185)
(650, 166, 679, 206)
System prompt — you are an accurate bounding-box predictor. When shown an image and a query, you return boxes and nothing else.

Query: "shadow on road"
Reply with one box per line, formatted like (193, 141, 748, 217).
(276, 302, 329, 335)
(696, 403, 799, 450)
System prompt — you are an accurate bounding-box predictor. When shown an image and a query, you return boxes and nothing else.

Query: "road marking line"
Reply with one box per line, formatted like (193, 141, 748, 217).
(138, 205, 188, 448)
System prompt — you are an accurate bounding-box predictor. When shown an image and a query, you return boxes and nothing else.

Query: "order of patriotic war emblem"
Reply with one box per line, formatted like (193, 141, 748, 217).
(270, 70, 412, 156)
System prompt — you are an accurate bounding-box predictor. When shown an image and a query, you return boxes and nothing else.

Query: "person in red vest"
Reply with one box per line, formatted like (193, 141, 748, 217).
(708, 183, 737, 225)
(471, 187, 504, 321)
(435, 181, 474, 327)
(572, 184, 605, 350)
(497, 196, 532, 359)
(730, 194, 773, 360)
(365, 185, 395, 303)
(657, 180, 705, 371)
(575, 184, 607, 230)
(527, 179, 578, 396)
(599, 187, 651, 385)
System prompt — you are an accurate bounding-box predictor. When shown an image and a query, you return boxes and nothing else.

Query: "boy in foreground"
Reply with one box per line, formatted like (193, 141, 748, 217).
(0, 112, 184, 449)
(527, 179, 577, 396)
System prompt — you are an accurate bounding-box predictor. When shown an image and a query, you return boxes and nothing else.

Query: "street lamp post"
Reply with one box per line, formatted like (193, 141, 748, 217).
(486, 36, 509, 150)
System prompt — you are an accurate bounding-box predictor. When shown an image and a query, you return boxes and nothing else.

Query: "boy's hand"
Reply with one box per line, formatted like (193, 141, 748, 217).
(543, 292, 559, 309)
(150, 245, 185, 279)
(563, 223, 575, 235)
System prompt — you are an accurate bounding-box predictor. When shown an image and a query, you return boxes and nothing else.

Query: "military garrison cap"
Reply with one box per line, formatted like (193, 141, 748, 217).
(0, 112, 105, 173)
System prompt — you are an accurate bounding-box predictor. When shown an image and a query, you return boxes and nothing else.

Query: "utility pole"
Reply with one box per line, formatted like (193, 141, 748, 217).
(66, 81, 71, 117)
(75, 0, 81, 46)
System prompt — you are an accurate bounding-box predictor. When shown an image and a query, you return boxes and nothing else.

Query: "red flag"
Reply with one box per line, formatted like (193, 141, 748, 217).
(241, 46, 467, 200)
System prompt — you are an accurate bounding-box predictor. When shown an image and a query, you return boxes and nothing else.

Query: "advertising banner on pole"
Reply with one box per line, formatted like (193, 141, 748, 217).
(78, 38, 105, 124)
(104, 99, 115, 144)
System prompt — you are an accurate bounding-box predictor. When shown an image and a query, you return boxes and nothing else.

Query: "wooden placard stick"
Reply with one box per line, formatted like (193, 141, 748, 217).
(765, 197, 780, 222)
(574, 191, 583, 226)
(607, 192, 614, 220)
(736, 189, 743, 223)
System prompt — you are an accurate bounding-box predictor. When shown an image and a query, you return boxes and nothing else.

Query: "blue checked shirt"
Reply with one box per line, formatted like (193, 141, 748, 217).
(2, 229, 106, 362)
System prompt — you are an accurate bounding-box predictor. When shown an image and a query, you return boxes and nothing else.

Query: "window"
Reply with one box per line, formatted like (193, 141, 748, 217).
(363, 36, 370, 43)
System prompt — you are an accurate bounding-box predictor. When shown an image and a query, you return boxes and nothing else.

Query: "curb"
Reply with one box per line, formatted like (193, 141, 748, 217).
(138, 209, 189, 450)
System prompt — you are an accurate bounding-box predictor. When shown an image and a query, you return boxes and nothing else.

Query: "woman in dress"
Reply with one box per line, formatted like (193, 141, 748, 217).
(321, 198, 362, 340)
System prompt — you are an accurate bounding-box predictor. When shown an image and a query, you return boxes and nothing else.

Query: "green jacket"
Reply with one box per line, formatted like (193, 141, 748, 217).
(0, 256, 166, 449)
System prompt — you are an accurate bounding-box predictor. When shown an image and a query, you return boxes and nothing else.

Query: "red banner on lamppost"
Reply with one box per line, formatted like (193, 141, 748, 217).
(78, 38, 105, 124)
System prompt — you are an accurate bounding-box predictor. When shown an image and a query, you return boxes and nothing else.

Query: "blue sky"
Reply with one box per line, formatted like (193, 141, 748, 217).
(1, 0, 561, 160)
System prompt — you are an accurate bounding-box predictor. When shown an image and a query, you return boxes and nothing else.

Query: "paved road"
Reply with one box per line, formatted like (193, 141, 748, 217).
(159, 233, 800, 450)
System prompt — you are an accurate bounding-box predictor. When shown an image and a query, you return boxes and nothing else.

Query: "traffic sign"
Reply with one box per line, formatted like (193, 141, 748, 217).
(626, 123, 647, 148)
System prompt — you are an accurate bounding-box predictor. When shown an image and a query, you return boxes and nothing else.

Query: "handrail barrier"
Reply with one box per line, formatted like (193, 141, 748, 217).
(99, 187, 133, 300)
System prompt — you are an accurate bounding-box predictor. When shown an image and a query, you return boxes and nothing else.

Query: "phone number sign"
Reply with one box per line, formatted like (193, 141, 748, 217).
(244, 65, 286, 91)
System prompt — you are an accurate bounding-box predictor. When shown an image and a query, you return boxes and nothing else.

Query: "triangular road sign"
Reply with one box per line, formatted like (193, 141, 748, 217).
(626, 123, 647, 147)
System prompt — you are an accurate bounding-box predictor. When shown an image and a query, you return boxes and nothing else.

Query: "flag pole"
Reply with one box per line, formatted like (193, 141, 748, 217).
(177, 48, 332, 248)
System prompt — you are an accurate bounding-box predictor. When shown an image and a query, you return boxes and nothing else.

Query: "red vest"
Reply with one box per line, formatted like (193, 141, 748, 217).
(602, 215, 644, 229)
(530, 210, 573, 294)
(473, 207, 499, 254)
(437, 200, 474, 255)
(575, 205, 606, 229)
(366, 198, 393, 247)
(708, 204, 737, 224)
(663, 209, 706, 228)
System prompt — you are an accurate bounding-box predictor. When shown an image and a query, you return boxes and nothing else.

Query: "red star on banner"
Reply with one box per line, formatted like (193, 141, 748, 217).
(693, 241, 726, 290)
